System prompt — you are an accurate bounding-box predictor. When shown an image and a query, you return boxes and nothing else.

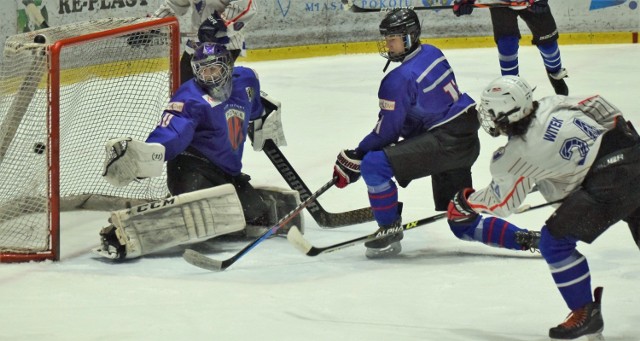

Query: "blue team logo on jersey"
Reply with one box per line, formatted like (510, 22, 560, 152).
(226, 109, 246, 150)
(589, 0, 636, 10)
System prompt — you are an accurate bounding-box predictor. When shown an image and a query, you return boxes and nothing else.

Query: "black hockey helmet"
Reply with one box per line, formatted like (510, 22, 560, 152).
(378, 8, 421, 62)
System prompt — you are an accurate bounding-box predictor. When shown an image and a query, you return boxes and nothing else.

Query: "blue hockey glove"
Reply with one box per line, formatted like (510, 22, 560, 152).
(453, 0, 476, 16)
(333, 149, 362, 189)
(198, 12, 230, 45)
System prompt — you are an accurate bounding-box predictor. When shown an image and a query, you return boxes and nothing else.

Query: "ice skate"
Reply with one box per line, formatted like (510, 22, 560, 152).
(365, 219, 403, 259)
(515, 230, 541, 253)
(548, 68, 569, 96)
(549, 287, 604, 340)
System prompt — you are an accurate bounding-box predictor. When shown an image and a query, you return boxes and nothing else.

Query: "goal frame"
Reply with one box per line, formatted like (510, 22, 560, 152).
(0, 17, 180, 263)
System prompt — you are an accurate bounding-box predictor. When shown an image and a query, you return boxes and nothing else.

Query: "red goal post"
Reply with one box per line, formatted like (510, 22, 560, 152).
(0, 17, 180, 262)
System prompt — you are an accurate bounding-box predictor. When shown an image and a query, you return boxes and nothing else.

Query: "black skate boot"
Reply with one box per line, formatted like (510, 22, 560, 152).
(515, 230, 541, 253)
(548, 68, 569, 95)
(93, 224, 126, 260)
(549, 287, 604, 340)
(364, 219, 403, 259)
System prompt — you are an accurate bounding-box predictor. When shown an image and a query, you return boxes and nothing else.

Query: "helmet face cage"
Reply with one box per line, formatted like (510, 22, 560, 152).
(478, 76, 534, 136)
(191, 43, 234, 101)
(378, 9, 421, 62)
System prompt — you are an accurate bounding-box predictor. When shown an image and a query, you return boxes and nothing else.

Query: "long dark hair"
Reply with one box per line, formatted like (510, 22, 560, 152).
(497, 101, 539, 139)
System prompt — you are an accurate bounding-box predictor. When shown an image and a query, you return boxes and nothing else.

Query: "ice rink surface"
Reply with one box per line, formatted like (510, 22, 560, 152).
(1, 44, 639, 340)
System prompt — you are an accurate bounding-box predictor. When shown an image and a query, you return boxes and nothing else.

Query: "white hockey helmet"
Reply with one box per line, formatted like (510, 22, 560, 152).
(477, 75, 534, 136)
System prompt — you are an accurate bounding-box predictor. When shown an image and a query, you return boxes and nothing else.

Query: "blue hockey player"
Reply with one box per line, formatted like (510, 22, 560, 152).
(95, 43, 297, 260)
(332, 8, 483, 259)
(453, 0, 569, 95)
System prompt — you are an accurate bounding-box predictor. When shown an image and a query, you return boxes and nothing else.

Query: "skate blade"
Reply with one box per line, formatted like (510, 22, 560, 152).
(550, 332, 604, 341)
(365, 241, 402, 259)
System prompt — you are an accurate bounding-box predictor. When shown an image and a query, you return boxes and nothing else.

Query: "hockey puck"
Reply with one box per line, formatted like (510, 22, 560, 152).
(33, 34, 47, 44)
(33, 142, 46, 154)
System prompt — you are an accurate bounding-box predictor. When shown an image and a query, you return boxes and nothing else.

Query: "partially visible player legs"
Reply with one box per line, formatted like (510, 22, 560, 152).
(251, 186, 303, 237)
(538, 40, 568, 95)
(495, 35, 520, 76)
(94, 184, 246, 260)
(448, 215, 541, 251)
(360, 151, 403, 259)
(539, 226, 604, 340)
(623, 207, 640, 250)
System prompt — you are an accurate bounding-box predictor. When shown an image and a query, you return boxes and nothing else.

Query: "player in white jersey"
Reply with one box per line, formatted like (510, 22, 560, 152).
(447, 75, 640, 340)
(153, 0, 257, 83)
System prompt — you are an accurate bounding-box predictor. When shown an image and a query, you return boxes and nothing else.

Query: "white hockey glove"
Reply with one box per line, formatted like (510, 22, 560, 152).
(251, 91, 287, 151)
(102, 138, 165, 187)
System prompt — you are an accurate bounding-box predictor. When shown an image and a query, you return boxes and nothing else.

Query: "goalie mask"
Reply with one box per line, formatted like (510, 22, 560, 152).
(378, 8, 421, 62)
(477, 75, 534, 137)
(191, 42, 234, 101)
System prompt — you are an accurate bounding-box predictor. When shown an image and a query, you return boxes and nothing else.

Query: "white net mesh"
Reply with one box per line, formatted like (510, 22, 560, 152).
(0, 17, 177, 256)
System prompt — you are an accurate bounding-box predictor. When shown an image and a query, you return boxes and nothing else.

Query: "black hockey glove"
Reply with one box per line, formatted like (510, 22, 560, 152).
(453, 0, 475, 16)
(333, 149, 363, 189)
(527, 0, 550, 14)
(198, 12, 230, 45)
(447, 188, 478, 224)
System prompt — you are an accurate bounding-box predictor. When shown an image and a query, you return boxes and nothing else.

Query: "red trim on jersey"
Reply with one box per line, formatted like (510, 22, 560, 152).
(469, 176, 526, 213)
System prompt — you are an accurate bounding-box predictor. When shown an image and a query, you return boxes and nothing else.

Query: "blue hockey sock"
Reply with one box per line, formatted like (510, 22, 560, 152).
(367, 181, 399, 226)
(449, 215, 531, 250)
(539, 226, 592, 310)
(496, 35, 520, 76)
(538, 41, 563, 74)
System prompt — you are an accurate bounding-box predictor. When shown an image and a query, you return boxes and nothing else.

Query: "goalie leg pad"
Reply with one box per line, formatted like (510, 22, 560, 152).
(102, 184, 246, 259)
(256, 186, 303, 235)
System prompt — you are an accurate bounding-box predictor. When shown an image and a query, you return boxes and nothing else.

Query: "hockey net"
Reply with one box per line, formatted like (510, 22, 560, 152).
(0, 17, 180, 262)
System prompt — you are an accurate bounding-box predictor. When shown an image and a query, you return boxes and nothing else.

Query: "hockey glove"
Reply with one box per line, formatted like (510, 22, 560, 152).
(198, 12, 230, 45)
(527, 0, 550, 14)
(453, 0, 475, 16)
(447, 188, 478, 223)
(333, 149, 363, 189)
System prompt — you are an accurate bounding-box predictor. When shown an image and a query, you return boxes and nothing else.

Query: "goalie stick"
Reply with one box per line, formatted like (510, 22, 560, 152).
(182, 178, 336, 271)
(287, 197, 561, 256)
(342, 0, 529, 13)
(261, 139, 375, 228)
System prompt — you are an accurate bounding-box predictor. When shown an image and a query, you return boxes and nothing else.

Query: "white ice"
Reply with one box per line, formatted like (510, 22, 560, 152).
(1, 44, 639, 341)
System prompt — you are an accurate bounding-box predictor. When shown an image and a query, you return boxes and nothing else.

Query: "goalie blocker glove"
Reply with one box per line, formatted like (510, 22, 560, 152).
(333, 149, 363, 188)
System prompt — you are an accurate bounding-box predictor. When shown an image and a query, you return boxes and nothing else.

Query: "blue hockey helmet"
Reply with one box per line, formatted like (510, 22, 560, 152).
(191, 42, 234, 101)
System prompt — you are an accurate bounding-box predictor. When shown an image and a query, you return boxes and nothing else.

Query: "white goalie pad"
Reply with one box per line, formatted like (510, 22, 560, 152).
(102, 137, 165, 188)
(255, 186, 303, 235)
(108, 184, 245, 259)
(252, 91, 287, 151)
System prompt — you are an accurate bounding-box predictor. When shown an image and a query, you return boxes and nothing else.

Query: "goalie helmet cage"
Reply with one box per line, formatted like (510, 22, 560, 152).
(0, 17, 180, 263)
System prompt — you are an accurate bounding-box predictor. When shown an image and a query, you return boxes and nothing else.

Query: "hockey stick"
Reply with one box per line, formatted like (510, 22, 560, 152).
(288, 197, 563, 256)
(182, 178, 337, 271)
(515, 198, 563, 213)
(342, 0, 529, 13)
(287, 212, 446, 256)
(261, 139, 375, 228)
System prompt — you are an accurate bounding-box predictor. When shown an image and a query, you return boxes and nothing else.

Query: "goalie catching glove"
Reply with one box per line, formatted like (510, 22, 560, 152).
(447, 188, 478, 224)
(102, 137, 165, 187)
(333, 149, 363, 188)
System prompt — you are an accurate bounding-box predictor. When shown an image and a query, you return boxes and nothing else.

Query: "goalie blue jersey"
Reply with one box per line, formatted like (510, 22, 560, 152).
(357, 44, 475, 153)
(146, 66, 264, 176)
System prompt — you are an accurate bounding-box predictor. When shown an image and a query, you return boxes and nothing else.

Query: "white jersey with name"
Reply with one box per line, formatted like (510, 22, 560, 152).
(468, 95, 621, 217)
(161, 0, 256, 53)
